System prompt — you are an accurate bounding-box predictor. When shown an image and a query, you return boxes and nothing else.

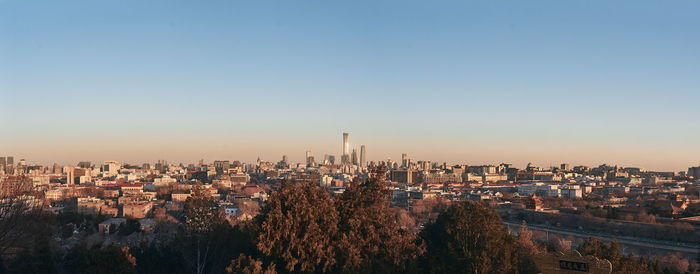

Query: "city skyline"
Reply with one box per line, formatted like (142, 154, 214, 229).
(2, 134, 698, 171)
(3, 1, 700, 171)
(2, 131, 698, 172)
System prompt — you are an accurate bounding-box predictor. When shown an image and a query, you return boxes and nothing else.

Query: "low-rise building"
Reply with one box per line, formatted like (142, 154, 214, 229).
(122, 201, 153, 218)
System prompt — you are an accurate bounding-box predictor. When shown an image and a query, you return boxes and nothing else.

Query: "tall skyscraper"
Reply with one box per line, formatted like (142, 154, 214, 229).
(6, 156, 13, 174)
(360, 145, 366, 167)
(305, 150, 314, 166)
(341, 132, 351, 165)
(0, 157, 5, 174)
(401, 153, 408, 168)
(342, 132, 349, 164)
(351, 149, 358, 166)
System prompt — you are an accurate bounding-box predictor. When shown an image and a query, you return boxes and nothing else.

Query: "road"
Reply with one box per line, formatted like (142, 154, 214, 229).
(504, 221, 700, 256)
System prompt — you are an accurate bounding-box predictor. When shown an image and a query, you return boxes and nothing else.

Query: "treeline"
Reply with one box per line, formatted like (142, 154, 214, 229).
(575, 237, 697, 273)
(505, 209, 700, 244)
(1, 167, 695, 273)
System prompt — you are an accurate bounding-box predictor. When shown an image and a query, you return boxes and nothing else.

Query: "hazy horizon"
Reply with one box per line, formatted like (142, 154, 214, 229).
(2, 1, 700, 171)
(3, 131, 696, 172)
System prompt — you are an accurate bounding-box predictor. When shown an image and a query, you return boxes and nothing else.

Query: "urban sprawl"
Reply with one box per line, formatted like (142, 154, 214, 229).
(1, 133, 699, 272)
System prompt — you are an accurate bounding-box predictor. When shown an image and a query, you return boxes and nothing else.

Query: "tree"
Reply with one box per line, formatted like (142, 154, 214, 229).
(410, 196, 450, 226)
(617, 252, 654, 274)
(391, 207, 417, 232)
(335, 165, 421, 272)
(553, 238, 572, 254)
(578, 238, 618, 266)
(635, 210, 656, 223)
(257, 181, 338, 273)
(656, 252, 691, 273)
(184, 182, 225, 233)
(515, 221, 540, 273)
(0, 177, 47, 259)
(516, 221, 538, 254)
(6, 233, 59, 274)
(130, 238, 189, 274)
(419, 200, 519, 273)
(226, 254, 277, 274)
(235, 199, 261, 222)
(63, 244, 137, 274)
(577, 237, 653, 273)
(184, 182, 227, 274)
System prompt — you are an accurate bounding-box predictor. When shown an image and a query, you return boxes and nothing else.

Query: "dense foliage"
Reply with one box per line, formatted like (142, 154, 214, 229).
(257, 181, 339, 273)
(334, 166, 421, 272)
(419, 201, 520, 273)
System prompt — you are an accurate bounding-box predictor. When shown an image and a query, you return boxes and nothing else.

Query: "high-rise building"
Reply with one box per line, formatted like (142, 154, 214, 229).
(155, 160, 167, 173)
(214, 160, 230, 174)
(401, 153, 408, 168)
(351, 149, 358, 166)
(688, 166, 700, 178)
(360, 145, 366, 167)
(65, 166, 75, 185)
(74, 168, 91, 184)
(305, 150, 313, 166)
(324, 154, 335, 165)
(78, 161, 92, 169)
(342, 132, 349, 164)
(6, 156, 13, 174)
(0, 157, 5, 174)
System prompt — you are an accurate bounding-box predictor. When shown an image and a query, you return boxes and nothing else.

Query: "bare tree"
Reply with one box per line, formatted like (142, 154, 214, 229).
(0, 176, 47, 258)
(184, 182, 226, 274)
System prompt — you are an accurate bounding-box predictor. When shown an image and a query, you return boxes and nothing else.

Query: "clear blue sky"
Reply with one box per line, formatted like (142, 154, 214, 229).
(1, 0, 699, 171)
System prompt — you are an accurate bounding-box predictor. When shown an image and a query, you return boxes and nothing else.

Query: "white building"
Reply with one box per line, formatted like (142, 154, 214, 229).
(102, 161, 120, 176)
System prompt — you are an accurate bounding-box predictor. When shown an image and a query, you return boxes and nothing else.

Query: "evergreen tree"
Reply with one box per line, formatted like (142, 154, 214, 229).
(419, 200, 519, 273)
(257, 181, 338, 273)
(131, 241, 188, 274)
(63, 244, 137, 274)
(335, 165, 421, 273)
